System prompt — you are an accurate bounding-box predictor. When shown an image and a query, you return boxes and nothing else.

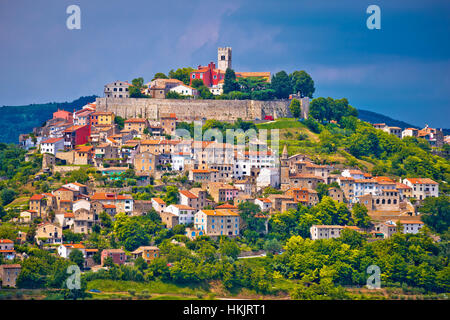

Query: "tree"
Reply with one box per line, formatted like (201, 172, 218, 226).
(129, 77, 147, 98)
(168, 67, 194, 85)
(114, 213, 149, 251)
(163, 186, 179, 205)
(290, 70, 315, 98)
(270, 71, 292, 99)
(352, 203, 371, 228)
(219, 240, 240, 259)
(69, 249, 85, 269)
(191, 79, 204, 89)
(115, 116, 125, 130)
(63, 230, 83, 243)
(420, 195, 449, 234)
(263, 238, 282, 254)
(223, 68, 239, 94)
(1, 188, 16, 206)
(289, 99, 302, 119)
(152, 73, 168, 80)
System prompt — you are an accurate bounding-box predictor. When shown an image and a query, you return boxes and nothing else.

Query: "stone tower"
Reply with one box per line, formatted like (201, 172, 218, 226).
(218, 47, 232, 71)
(280, 144, 290, 190)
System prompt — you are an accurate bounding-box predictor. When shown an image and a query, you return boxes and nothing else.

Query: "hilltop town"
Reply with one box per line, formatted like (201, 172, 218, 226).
(0, 47, 448, 300)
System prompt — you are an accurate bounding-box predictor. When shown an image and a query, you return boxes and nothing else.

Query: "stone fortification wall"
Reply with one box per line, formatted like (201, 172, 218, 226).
(96, 97, 293, 122)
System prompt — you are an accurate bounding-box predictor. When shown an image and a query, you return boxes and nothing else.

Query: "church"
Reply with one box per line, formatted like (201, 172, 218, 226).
(189, 47, 271, 95)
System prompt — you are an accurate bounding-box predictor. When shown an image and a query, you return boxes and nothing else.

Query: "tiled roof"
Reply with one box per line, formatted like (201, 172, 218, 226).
(405, 178, 438, 185)
(200, 209, 240, 217)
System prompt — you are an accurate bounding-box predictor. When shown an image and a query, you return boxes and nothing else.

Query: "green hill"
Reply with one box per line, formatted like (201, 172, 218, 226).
(0, 96, 97, 143)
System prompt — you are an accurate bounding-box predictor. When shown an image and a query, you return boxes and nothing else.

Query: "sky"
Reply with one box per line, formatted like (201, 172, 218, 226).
(0, 0, 449, 128)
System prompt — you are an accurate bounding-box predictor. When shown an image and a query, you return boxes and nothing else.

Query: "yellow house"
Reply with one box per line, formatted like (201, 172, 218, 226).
(90, 112, 115, 126)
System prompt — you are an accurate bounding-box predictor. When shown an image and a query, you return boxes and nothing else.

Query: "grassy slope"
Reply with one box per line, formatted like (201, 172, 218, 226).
(256, 118, 371, 170)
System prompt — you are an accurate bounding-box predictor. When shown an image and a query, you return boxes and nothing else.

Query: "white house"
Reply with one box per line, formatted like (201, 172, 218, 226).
(164, 204, 196, 225)
(57, 243, 86, 259)
(171, 153, 190, 171)
(40, 137, 64, 155)
(398, 220, 424, 234)
(256, 167, 280, 190)
(169, 84, 198, 97)
(151, 198, 166, 213)
(72, 199, 91, 213)
(341, 169, 365, 180)
(255, 198, 272, 212)
(402, 178, 439, 200)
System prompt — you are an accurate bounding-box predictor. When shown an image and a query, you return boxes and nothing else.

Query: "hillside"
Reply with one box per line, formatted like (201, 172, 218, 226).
(0, 95, 97, 143)
(358, 109, 449, 135)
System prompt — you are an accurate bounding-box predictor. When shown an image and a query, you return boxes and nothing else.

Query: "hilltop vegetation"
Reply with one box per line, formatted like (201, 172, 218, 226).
(0, 96, 97, 143)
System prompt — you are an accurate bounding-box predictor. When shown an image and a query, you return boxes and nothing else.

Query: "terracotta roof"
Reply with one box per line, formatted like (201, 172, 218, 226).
(404, 178, 438, 185)
(398, 220, 424, 224)
(179, 190, 198, 199)
(171, 204, 196, 210)
(62, 243, 85, 249)
(200, 209, 240, 217)
(91, 193, 133, 201)
(63, 125, 86, 133)
(30, 194, 45, 201)
(152, 197, 166, 205)
(215, 203, 238, 209)
(0, 264, 21, 269)
(75, 145, 93, 153)
(257, 198, 272, 203)
(0, 239, 14, 244)
(42, 137, 63, 144)
(125, 118, 147, 123)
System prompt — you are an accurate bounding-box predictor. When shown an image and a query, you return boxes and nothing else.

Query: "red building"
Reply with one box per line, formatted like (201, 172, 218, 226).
(101, 249, 126, 266)
(190, 62, 225, 88)
(63, 125, 91, 150)
(53, 109, 73, 122)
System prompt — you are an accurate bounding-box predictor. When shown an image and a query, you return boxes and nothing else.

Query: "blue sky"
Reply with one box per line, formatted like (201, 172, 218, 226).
(0, 0, 449, 127)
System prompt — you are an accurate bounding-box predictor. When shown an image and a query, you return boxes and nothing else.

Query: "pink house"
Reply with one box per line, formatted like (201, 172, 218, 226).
(53, 109, 73, 122)
(101, 249, 126, 266)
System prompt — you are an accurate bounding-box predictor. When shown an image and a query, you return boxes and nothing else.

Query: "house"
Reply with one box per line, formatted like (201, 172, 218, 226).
(57, 243, 86, 259)
(207, 182, 240, 203)
(382, 126, 402, 138)
(358, 189, 401, 212)
(151, 198, 166, 213)
(29, 193, 56, 218)
(19, 210, 38, 223)
(89, 112, 115, 126)
(194, 209, 240, 237)
(310, 225, 361, 240)
(402, 178, 439, 200)
(40, 137, 64, 155)
(131, 246, 160, 262)
(74, 145, 94, 165)
(160, 113, 177, 135)
(91, 193, 134, 214)
(267, 194, 294, 212)
(402, 128, 419, 139)
(189, 169, 219, 183)
(73, 208, 96, 234)
(53, 186, 77, 208)
(63, 125, 91, 150)
(179, 189, 208, 210)
(160, 211, 179, 229)
(0, 239, 15, 261)
(124, 118, 149, 134)
(101, 249, 126, 266)
(255, 198, 272, 212)
(134, 152, 157, 176)
(64, 182, 88, 196)
(256, 168, 280, 190)
(373, 221, 398, 239)
(164, 204, 196, 225)
(285, 188, 319, 207)
(328, 187, 345, 203)
(0, 264, 22, 288)
(399, 220, 424, 234)
(104, 80, 131, 98)
(288, 173, 324, 190)
(53, 109, 73, 122)
(169, 84, 198, 97)
(35, 222, 63, 245)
